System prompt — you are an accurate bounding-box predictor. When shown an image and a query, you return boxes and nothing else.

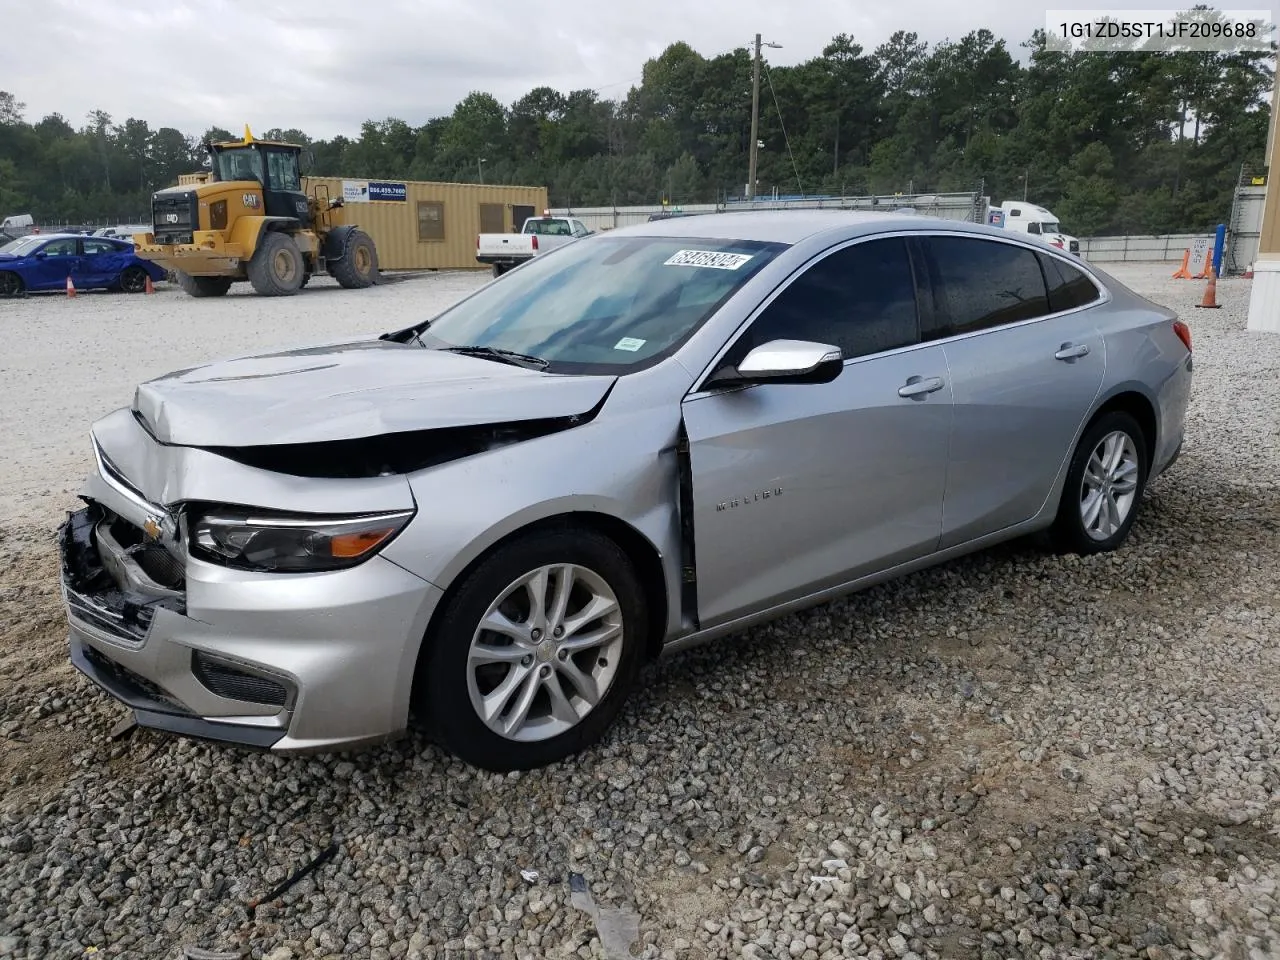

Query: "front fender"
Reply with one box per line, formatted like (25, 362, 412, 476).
(227, 216, 298, 258)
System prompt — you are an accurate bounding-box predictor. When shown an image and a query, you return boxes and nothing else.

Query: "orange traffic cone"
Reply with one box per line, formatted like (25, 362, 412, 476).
(65, 275, 76, 298)
(1195, 268, 1221, 309)
(144, 275, 155, 294)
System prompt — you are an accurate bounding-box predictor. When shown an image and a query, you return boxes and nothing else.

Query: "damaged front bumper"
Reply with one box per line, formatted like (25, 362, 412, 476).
(58, 430, 443, 753)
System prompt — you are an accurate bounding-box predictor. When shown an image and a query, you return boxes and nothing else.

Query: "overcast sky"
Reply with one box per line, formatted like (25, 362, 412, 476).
(9, 0, 1185, 139)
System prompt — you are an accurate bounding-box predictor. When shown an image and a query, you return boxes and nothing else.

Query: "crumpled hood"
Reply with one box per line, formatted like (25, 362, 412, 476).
(133, 339, 617, 447)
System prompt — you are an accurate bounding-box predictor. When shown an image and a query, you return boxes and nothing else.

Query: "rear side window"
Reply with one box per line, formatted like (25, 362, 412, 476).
(740, 237, 919, 361)
(1040, 254, 1101, 312)
(921, 236, 1050, 337)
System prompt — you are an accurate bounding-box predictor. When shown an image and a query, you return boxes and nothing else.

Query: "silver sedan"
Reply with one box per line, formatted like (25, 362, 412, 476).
(59, 211, 1192, 771)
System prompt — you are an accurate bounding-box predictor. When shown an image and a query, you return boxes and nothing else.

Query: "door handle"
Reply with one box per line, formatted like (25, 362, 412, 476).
(1055, 343, 1090, 361)
(898, 376, 945, 399)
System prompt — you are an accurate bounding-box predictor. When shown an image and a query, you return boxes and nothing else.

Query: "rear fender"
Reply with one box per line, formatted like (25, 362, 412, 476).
(322, 224, 358, 262)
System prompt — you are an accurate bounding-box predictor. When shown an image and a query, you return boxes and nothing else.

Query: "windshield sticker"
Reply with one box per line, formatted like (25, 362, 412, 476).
(614, 337, 646, 352)
(664, 249, 754, 270)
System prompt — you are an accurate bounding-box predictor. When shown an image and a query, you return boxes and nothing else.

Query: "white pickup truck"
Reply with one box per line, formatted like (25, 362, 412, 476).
(477, 214, 592, 276)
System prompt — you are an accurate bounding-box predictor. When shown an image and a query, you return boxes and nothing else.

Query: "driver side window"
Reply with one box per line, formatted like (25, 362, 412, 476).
(42, 238, 79, 256)
(728, 237, 921, 366)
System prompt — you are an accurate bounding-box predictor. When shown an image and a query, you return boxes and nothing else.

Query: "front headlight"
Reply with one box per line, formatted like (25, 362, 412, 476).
(189, 507, 415, 573)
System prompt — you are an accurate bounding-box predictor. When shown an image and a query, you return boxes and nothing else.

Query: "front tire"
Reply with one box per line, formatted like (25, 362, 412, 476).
(415, 528, 647, 771)
(247, 231, 305, 296)
(329, 230, 378, 289)
(1049, 410, 1149, 555)
(0, 271, 24, 297)
(175, 272, 232, 298)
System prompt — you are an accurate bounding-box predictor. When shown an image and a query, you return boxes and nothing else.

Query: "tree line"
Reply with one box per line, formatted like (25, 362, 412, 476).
(0, 26, 1272, 236)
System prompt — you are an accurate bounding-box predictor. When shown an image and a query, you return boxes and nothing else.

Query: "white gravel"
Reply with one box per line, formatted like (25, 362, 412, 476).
(1, 264, 1278, 960)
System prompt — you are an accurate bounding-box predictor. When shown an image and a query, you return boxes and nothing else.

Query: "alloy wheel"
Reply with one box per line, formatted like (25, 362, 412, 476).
(466, 563, 624, 742)
(1079, 430, 1140, 541)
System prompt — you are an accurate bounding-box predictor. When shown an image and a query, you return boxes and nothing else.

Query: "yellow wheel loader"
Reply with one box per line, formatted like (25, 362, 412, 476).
(133, 126, 378, 297)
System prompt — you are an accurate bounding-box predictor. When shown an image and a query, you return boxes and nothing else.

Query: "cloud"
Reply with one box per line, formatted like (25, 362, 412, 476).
(6, 0, 1180, 138)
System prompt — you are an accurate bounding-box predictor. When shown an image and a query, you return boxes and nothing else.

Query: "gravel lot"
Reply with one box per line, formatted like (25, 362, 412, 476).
(1, 265, 1278, 960)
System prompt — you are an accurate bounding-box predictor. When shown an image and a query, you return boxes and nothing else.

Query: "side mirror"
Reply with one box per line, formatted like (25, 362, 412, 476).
(34, 251, 47, 259)
(707, 339, 844, 389)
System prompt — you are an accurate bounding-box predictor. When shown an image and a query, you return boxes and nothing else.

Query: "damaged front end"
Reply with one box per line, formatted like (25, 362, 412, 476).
(60, 502, 186, 642)
(198, 410, 602, 479)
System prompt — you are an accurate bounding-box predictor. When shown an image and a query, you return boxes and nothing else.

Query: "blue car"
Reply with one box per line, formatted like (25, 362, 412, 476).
(0, 233, 168, 297)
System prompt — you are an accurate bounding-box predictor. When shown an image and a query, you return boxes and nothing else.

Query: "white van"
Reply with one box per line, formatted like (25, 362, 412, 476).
(1, 213, 35, 239)
(990, 203, 1080, 256)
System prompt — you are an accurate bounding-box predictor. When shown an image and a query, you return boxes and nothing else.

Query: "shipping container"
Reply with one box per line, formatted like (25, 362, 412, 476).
(302, 177, 548, 271)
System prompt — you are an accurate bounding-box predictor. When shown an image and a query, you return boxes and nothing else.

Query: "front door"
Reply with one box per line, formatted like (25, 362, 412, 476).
(262, 148, 311, 226)
(30, 237, 82, 290)
(914, 235, 1107, 547)
(682, 237, 953, 628)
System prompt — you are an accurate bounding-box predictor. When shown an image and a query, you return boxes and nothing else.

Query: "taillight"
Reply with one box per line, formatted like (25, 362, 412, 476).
(531, 235, 539, 251)
(1173, 318, 1192, 352)
(476, 235, 480, 249)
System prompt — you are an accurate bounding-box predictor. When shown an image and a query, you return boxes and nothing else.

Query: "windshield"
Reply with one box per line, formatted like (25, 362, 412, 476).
(212, 147, 265, 184)
(418, 235, 785, 373)
(1042, 221, 1061, 233)
(0, 235, 46, 256)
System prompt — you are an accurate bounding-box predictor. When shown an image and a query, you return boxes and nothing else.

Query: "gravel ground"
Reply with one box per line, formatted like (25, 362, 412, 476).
(1, 265, 1278, 960)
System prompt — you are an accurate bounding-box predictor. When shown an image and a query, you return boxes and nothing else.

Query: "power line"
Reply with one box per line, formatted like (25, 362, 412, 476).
(762, 60, 805, 198)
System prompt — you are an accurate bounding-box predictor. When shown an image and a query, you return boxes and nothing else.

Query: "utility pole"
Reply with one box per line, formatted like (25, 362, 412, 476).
(746, 35, 782, 201)
(748, 34, 761, 201)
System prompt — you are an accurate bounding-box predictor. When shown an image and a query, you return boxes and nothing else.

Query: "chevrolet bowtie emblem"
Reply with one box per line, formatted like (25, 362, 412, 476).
(142, 516, 163, 539)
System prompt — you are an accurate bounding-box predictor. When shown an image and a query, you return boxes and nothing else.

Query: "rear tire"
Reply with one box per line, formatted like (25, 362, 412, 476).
(1049, 410, 1149, 555)
(0, 271, 24, 298)
(491, 263, 507, 278)
(119, 266, 149, 293)
(175, 272, 232, 298)
(329, 229, 378, 289)
(415, 528, 647, 772)
(247, 231, 305, 296)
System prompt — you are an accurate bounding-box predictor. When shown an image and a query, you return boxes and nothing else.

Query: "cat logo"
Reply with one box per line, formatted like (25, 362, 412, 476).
(243, 193, 260, 208)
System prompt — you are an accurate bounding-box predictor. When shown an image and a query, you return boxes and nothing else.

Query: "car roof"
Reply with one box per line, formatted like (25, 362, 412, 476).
(607, 210, 1015, 246)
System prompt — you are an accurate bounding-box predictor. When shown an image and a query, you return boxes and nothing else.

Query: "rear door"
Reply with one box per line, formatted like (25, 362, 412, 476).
(81, 237, 128, 288)
(682, 237, 953, 627)
(915, 235, 1107, 548)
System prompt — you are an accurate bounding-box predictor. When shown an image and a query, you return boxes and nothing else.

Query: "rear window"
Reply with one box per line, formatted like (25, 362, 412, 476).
(525, 219, 573, 236)
(418, 235, 785, 373)
(1040, 254, 1100, 312)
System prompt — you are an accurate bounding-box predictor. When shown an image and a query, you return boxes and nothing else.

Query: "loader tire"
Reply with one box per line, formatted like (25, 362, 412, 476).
(175, 272, 232, 298)
(329, 230, 378, 289)
(247, 231, 305, 296)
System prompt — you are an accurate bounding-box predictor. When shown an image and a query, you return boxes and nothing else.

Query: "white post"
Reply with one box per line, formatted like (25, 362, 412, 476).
(1247, 80, 1280, 333)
